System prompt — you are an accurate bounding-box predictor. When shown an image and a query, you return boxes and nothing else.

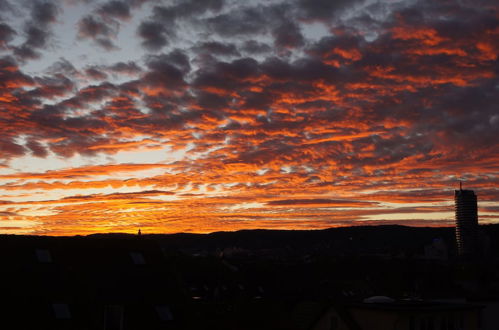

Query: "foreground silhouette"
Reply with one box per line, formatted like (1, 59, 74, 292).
(1, 225, 498, 329)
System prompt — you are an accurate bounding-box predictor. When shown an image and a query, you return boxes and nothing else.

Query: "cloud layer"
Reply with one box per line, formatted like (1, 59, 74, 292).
(0, 0, 497, 235)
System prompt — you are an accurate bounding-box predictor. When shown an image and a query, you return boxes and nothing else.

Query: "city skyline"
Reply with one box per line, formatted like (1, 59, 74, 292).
(0, 0, 498, 235)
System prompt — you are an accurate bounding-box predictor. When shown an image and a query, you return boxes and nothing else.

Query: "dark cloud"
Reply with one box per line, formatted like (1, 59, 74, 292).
(176, 0, 224, 16)
(78, 15, 114, 38)
(308, 34, 364, 59)
(12, 1, 60, 61)
(137, 1, 225, 52)
(193, 41, 240, 57)
(95, 37, 119, 50)
(77, 0, 145, 50)
(240, 40, 272, 55)
(47, 58, 79, 76)
(153, 0, 224, 20)
(13, 45, 40, 61)
(0, 56, 34, 89)
(141, 57, 187, 95)
(63, 189, 175, 201)
(76, 82, 117, 103)
(108, 61, 142, 75)
(85, 67, 108, 80)
(260, 56, 340, 82)
(117, 79, 141, 95)
(98, 0, 131, 21)
(13, 24, 51, 60)
(26, 139, 48, 158)
(32, 1, 58, 25)
(206, 7, 268, 37)
(126, 0, 152, 8)
(0, 139, 26, 159)
(30, 74, 75, 99)
(239, 90, 274, 112)
(142, 50, 190, 92)
(159, 49, 191, 73)
(64, 0, 93, 5)
(296, 0, 366, 21)
(0, 23, 16, 49)
(77, 15, 119, 50)
(192, 57, 260, 92)
(149, 6, 176, 23)
(195, 91, 228, 111)
(272, 21, 305, 49)
(137, 21, 169, 51)
(0, 211, 18, 217)
(23, 25, 50, 49)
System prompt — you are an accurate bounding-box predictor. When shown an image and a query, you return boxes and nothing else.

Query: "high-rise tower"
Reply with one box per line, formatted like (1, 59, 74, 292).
(454, 183, 479, 257)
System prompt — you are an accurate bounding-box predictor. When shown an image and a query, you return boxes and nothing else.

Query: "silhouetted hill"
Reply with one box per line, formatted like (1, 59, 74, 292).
(35, 224, 495, 259)
(140, 225, 456, 258)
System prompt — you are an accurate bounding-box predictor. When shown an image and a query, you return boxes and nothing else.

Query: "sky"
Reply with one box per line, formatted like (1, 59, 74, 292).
(0, 0, 498, 235)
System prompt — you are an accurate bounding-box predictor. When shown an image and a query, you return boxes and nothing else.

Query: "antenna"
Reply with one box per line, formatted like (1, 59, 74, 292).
(459, 181, 462, 190)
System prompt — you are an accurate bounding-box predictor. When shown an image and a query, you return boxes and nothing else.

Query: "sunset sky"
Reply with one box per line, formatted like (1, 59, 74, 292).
(0, 0, 498, 235)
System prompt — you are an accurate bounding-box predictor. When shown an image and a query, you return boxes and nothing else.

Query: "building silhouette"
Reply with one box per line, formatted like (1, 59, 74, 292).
(454, 184, 479, 257)
(310, 299, 482, 330)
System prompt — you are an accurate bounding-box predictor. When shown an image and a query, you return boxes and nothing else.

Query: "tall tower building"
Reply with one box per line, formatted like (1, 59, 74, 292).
(454, 184, 479, 257)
